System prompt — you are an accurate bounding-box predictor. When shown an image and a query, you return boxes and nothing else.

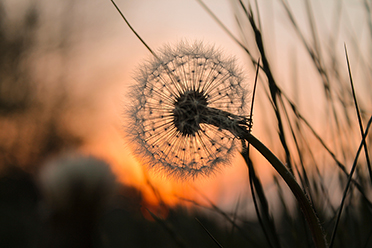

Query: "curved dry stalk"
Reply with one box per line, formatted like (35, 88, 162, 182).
(241, 132, 328, 248)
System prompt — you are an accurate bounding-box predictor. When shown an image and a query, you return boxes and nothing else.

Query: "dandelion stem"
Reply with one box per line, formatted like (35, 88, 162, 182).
(241, 132, 328, 248)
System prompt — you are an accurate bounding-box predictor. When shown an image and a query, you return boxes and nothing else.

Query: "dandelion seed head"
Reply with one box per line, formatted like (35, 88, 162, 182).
(127, 40, 249, 179)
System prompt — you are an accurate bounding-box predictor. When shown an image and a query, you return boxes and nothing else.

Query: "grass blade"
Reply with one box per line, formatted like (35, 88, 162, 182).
(196, 0, 261, 68)
(146, 208, 189, 248)
(248, 57, 260, 132)
(110, 0, 158, 59)
(242, 145, 282, 248)
(329, 115, 372, 248)
(344, 44, 372, 183)
(242, 132, 328, 248)
(195, 218, 224, 248)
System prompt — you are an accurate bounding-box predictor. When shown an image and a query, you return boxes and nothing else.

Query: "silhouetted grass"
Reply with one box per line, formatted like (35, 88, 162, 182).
(1, 1, 372, 248)
(195, 1, 372, 247)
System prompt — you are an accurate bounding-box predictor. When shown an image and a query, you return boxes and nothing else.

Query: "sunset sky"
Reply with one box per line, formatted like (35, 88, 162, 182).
(3, 0, 372, 212)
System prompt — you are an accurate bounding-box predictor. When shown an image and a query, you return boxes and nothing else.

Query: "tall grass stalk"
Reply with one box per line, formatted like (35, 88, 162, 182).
(242, 59, 282, 248)
(195, 218, 224, 248)
(329, 115, 372, 248)
(230, 1, 372, 247)
(328, 46, 372, 248)
(199, 0, 371, 247)
(344, 45, 372, 183)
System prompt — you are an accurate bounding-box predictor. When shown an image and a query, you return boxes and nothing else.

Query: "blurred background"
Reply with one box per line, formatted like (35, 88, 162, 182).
(0, 0, 371, 247)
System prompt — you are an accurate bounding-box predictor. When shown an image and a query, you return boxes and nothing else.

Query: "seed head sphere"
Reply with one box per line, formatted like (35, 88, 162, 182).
(127, 41, 249, 179)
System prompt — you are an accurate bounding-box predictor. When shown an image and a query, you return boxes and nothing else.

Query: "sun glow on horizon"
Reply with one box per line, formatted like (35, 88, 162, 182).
(79, 119, 257, 209)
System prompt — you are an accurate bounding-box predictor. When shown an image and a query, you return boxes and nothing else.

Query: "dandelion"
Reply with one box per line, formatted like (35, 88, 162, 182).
(127, 41, 251, 178)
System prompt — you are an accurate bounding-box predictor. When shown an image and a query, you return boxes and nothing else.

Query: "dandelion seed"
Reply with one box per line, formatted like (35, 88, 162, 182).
(127, 41, 250, 179)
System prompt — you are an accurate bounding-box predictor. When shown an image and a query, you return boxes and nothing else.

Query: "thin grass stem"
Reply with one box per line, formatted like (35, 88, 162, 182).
(344, 44, 372, 183)
(110, 0, 158, 59)
(183, 189, 260, 246)
(284, 94, 372, 208)
(242, 143, 281, 248)
(248, 57, 260, 132)
(195, 218, 224, 248)
(241, 58, 281, 248)
(329, 115, 372, 248)
(196, 0, 258, 67)
(146, 208, 188, 248)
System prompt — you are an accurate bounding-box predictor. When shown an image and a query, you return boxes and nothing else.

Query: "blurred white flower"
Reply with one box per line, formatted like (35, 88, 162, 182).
(39, 153, 116, 213)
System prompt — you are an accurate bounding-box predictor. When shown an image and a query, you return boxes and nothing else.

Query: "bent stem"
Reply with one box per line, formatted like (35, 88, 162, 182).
(242, 132, 328, 248)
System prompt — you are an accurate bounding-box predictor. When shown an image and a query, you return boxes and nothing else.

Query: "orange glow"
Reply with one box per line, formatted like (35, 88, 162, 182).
(76, 102, 235, 207)
(78, 107, 275, 211)
(2, 0, 370, 228)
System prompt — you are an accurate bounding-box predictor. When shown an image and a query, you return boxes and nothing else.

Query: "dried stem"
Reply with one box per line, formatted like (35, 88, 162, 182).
(240, 132, 327, 248)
